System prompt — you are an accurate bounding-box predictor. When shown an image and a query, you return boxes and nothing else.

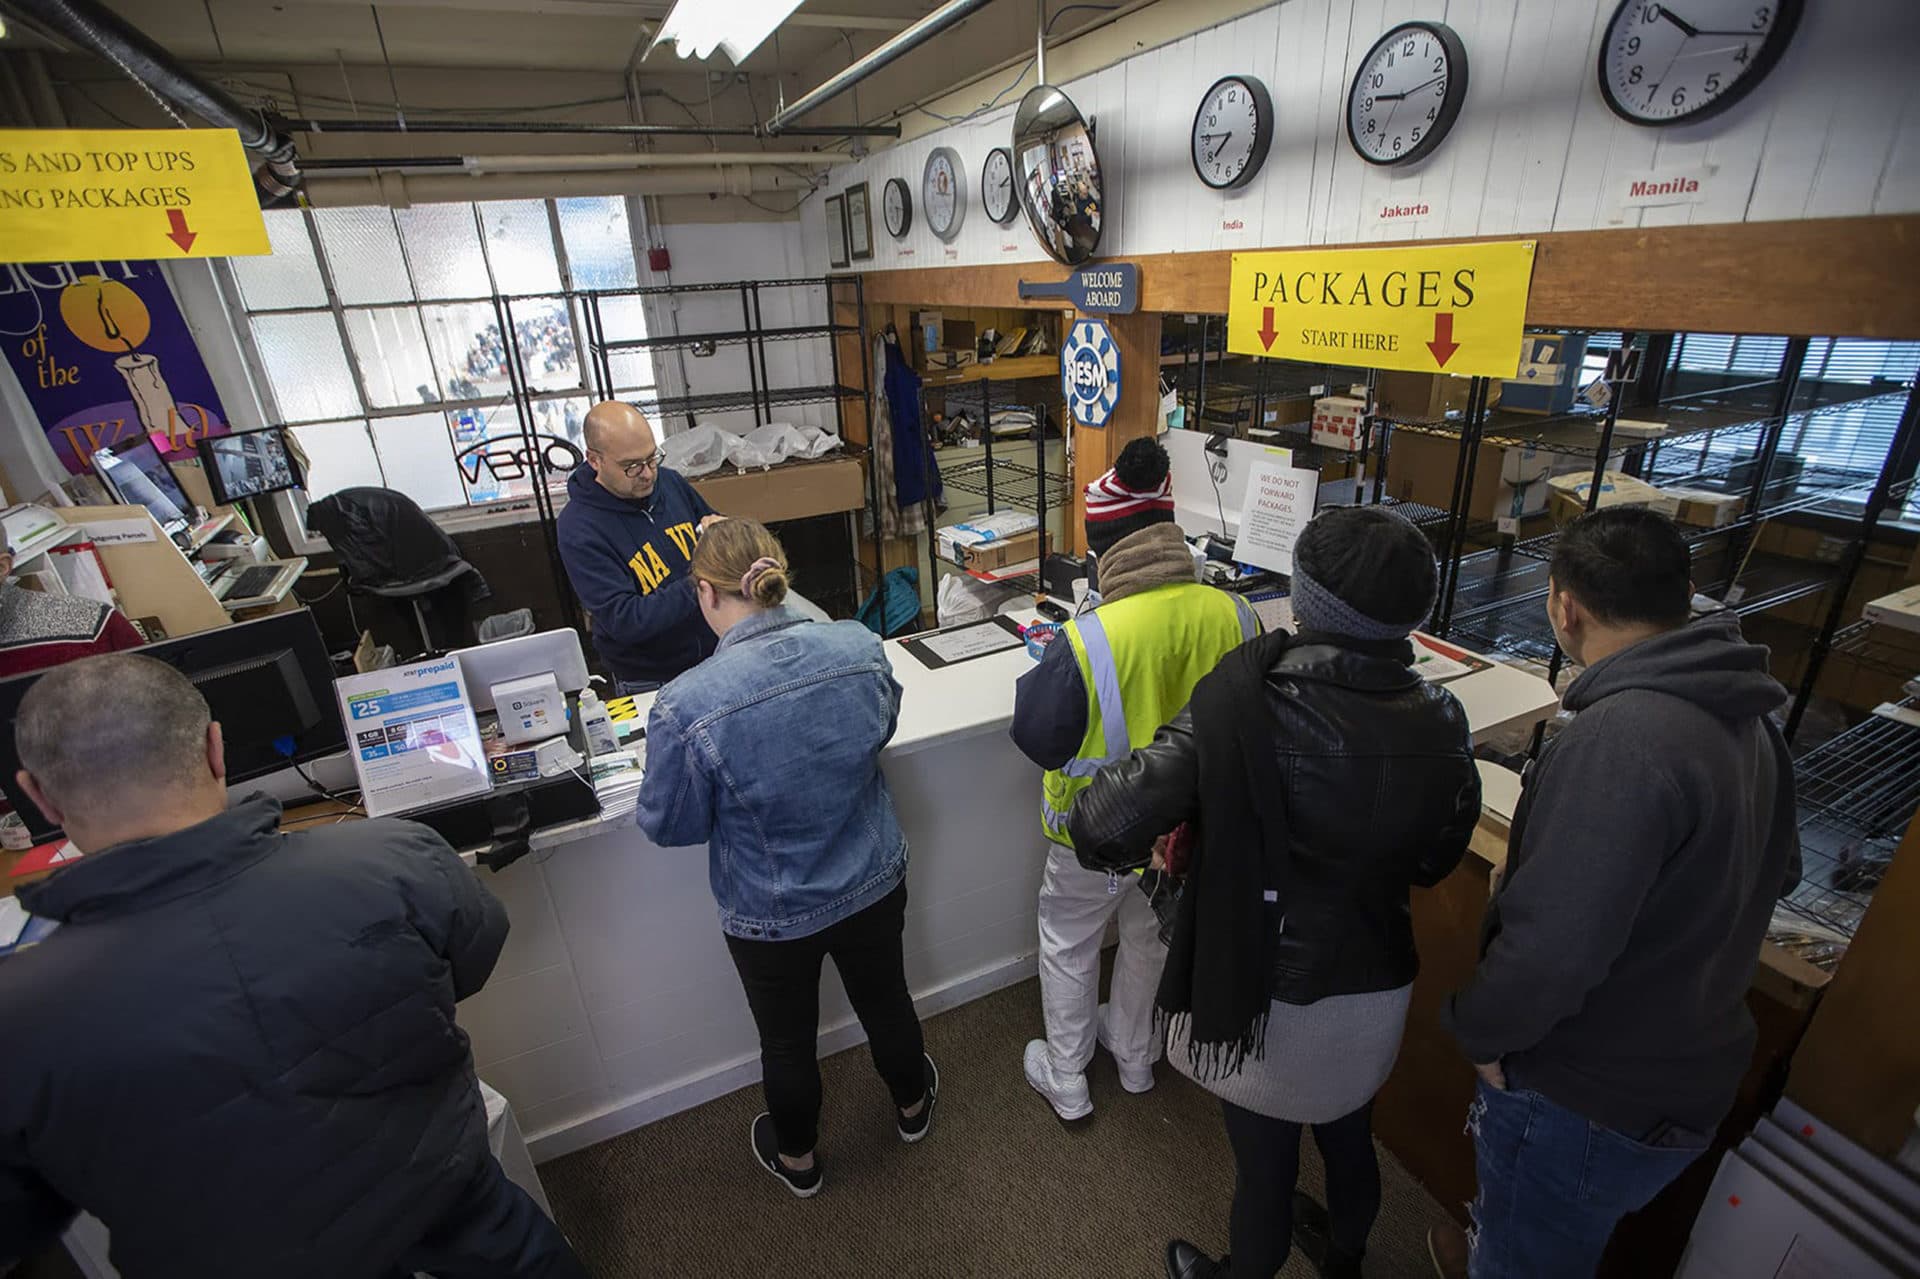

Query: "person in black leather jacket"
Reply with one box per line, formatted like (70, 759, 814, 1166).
(1070, 505, 1482, 1279)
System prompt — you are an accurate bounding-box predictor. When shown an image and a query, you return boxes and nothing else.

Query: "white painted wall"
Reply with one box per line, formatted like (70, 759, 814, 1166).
(649, 220, 835, 438)
(802, 0, 1920, 278)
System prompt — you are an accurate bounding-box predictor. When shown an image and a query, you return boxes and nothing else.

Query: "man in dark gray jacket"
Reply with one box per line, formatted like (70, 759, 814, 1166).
(1433, 508, 1800, 1279)
(0, 654, 587, 1278)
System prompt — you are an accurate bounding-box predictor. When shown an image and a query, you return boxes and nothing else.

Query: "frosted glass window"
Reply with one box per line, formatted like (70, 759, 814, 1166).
(314, 208, 410, 305)
(479, 200, 562, 294)
(250, 313, 361, 421)
(422, 303, 513, 400)
(507, 297, 581, 392)
(231, 209, 325, 310)
(395, 205, 490, 300)
(371, 413, 469, 511)
(557, 197, 638, 289)
(290, 420, 384, 500)
(344, 307, 440, 408)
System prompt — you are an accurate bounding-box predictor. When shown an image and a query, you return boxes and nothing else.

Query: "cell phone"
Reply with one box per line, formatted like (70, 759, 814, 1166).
(1036, 599, 1070, 622)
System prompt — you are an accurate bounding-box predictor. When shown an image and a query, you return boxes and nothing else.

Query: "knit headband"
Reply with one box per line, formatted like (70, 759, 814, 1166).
(1289, 564, 1427, 642)
(740, 557, 781, 597)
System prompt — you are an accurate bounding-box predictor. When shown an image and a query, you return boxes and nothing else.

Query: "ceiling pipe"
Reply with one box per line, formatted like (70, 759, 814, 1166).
(302, 165, 816, 208)
(766, 0, 999, 133)
(459, 150, 855, 172)
(269, 114, 900, 140)
(5, 0, 303, 204)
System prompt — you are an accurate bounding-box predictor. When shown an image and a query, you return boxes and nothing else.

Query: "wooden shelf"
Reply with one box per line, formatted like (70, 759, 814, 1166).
(920, 355, 1059, 386)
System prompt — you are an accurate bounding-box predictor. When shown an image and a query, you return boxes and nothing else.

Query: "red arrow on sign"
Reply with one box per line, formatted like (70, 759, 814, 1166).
(1256, 306, 1279, 352)
(1427, 311, 1459, 367)
(165, 209, 197, 253)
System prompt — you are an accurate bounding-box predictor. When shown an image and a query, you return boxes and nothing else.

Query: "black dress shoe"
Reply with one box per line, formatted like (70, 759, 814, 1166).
(1165, 1239, 1228, 1279)
(1291, 1192, 1364, 1277)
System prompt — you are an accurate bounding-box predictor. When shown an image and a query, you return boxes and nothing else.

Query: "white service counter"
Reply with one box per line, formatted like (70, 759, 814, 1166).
(453, 617, 1559, 1162)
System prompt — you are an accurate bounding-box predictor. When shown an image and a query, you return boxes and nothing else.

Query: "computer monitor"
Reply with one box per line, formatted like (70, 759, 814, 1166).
(0, 609, 346, 844)
(91, 437, 193, 540)
(198, 427, 304, 505)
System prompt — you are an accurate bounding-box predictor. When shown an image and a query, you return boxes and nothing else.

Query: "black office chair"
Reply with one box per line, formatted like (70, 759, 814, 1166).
(306, 487, 498, 656)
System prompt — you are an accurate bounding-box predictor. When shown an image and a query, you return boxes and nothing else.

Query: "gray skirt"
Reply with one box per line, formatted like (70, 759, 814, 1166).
(1168, 983, 1414, 1123)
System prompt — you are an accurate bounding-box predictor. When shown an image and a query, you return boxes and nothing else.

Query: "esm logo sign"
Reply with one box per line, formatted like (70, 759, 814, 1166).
(1061, 318, 1121, 429)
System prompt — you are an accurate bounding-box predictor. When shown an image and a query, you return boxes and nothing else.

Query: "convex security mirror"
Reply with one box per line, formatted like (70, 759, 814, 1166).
(1012, 85, 1104, 266)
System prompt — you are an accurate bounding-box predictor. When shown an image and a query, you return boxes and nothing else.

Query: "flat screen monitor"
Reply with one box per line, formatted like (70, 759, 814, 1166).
(198, 427, 304, 505)
(91, 438, 192, 540)
(0, 608, 346, 845)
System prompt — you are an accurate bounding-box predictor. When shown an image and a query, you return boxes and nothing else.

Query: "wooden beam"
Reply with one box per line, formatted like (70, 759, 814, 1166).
(861, 215, 1920, 340)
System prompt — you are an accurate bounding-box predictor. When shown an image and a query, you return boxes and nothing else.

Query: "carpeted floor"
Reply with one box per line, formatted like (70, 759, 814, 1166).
(542, 975, 1454, 1278)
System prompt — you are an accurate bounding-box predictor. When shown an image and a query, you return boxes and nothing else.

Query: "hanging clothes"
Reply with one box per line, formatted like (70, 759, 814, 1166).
(868, 337, 909, 538)
(881, 338, 943, 519)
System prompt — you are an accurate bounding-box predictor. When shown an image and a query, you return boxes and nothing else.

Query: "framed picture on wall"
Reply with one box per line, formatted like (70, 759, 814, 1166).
(845, 182, 874, 261)
(825, 193, 850, 270)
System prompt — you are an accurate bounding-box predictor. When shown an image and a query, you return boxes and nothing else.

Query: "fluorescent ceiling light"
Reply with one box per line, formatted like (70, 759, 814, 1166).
(648, 0, 805, 64)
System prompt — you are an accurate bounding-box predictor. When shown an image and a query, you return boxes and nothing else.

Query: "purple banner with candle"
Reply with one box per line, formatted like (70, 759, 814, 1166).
(0, 260, 231, 475)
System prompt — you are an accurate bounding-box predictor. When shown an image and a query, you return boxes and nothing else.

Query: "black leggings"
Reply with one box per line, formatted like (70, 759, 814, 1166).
(725, 882, 927, 1157)
(1219, 1099, 1380, 1278)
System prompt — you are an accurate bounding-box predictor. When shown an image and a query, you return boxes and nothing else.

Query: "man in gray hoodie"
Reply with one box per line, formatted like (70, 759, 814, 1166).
(1431, 507, 1800, 1279)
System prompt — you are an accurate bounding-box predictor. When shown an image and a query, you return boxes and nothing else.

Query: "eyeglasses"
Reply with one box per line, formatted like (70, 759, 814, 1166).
(597, 450, 662, 477)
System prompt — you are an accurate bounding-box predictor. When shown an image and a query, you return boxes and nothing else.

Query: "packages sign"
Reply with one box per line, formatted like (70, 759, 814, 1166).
(0, 129, 271, 264)
(1227, 240, 1536, 379)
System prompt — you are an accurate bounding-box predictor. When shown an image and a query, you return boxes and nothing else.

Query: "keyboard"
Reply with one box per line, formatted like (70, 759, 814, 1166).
(224, 564, 283, 600)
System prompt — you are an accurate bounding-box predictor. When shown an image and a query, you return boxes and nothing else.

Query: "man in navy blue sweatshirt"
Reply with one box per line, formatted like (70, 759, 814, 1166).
(558, 401, 723, 691)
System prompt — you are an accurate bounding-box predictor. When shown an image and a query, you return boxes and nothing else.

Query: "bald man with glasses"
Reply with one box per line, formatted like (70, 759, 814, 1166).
(558, 401, 725, 692)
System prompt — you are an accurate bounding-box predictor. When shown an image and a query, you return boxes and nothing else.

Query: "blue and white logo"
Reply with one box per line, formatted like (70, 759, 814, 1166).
(1061, 318, 1121, 429)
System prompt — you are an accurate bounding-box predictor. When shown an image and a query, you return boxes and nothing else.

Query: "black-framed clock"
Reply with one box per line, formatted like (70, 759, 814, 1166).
(882, 176, 912, 238)
(1346, 21, 1469, 166)
(1599, 0, 1804, 127)
(982, 146, 1016, 224)
(1191, 74, 1274, 191)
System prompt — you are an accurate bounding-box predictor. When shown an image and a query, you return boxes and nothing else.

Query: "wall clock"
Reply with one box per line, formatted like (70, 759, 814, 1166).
(1346, 21, 1469, 166)
(1191, 75, 1274, 191)
(883, 176, 912, 239)
(1599, 0, 1803, 126)
(982, 146, 1016, 224)
(923, 147, 966, 241)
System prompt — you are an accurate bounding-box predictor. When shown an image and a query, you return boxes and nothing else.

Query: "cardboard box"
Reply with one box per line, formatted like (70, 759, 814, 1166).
(687, 456, 865, 523)
(914, 314, 977, 368)
(1311, 395, 1368, 453)
(1502, 333, 1588, 415)
(1492, 476, 1552, 533)
(925, 348, 976, 371)
(1547, 470, 1679, 525)
(937, 512, 1044, 575)
(1375, 371, 1481, 422)
(1864, 584, 1920, 634)
(1662, 486, 1744, 529)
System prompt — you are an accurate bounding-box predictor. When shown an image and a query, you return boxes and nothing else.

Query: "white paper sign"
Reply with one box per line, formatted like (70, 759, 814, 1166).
(83, 518, 155, 546)
(920, 620, 1024, 664)
(335, 655, 493, 819)
(1613, 166, 1717, 217)
(1235, 460, 1318, 575)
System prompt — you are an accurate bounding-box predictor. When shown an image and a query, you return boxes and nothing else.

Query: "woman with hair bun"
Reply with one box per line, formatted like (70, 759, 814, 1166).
(637, 518, 935, 1200)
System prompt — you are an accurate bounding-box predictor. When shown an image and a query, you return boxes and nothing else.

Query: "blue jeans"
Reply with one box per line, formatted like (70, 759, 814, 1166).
(1465, 1080, 1708, 1279)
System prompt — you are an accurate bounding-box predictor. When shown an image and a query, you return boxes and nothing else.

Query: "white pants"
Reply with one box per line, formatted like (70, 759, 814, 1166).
(1035, 840, 1168, 1076)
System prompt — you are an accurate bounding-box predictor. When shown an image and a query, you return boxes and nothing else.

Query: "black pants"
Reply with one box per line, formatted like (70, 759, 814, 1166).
(1220, 1099, 1380, 1279)
(387, 1154, 589, 1278)
(725, 881, 927, 1157)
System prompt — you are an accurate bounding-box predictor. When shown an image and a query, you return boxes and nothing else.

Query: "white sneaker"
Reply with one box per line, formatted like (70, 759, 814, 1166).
(1096, 1003, 1157, 1094)
(1023, 1039, 1093, 1120)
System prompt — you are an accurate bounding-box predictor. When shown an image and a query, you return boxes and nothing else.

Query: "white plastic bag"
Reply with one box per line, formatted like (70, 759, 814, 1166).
(663, 424, 729, 477)
(735, 423, 843, 469)
(937, 572, 1024, 626)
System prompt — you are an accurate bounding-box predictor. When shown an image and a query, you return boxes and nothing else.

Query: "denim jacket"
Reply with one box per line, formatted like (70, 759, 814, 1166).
(635, 605, 908, 941)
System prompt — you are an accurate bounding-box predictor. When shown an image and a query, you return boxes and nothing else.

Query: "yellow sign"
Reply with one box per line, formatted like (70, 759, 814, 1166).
(1228, 240, 1537, 379)
(0, 129, 271, 265)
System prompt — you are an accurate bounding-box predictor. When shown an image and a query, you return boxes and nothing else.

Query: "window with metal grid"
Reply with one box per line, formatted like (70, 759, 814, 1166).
(223, 198, 658, 512)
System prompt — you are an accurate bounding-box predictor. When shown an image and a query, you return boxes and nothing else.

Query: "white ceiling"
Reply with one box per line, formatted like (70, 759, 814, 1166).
(28, 0, 930, 75)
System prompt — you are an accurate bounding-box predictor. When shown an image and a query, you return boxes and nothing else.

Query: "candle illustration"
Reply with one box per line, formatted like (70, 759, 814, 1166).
(57, 276, 180, 437)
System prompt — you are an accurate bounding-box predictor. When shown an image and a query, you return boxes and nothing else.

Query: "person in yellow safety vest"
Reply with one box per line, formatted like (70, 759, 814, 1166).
(1010, 438, 1258, 1120)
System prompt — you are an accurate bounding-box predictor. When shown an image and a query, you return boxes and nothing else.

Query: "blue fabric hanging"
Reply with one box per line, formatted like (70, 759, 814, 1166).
(882, 340, 942, 511)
